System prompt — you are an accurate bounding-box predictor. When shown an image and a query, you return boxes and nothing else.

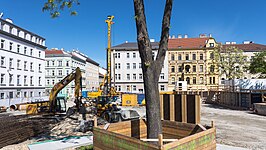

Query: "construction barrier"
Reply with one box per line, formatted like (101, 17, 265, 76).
(159, 93, 201, 124)
(93, 119, 216, 150)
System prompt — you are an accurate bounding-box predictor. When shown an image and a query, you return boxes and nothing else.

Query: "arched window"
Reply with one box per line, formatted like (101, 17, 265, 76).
(171, 54, 175, 60)
(171, 66, 175, 73)
(185, 65, 190, 72)
(210, 65, 215, 72)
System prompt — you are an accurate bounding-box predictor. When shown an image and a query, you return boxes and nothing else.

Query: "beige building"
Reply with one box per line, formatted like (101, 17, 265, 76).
(168, 35, 219, 91)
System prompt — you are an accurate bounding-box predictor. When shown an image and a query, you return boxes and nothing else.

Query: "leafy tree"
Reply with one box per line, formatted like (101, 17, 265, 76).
(43, 0, 173, 140)
(214, 45, 248, 80)
(249, 51, 266, 78)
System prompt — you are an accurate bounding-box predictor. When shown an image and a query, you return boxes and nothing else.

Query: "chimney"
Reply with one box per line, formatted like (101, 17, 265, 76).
(5, 18, 13, 24)
(231, 42, 236, 44)
(184, 34, 188, 38)
(199, 34, 207, 38)
(209, 34, 212, 37)
(172, 35, 176, 39)
(243, 41, 251, 44)
(225, 42, 231, 45)
(178, 34, 182, 38)
(125, 41, 128, 43)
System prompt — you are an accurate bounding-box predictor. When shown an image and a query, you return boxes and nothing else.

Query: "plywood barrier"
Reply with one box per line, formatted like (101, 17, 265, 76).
(93, 119, 216, 150)
(160, 93, 200, 124)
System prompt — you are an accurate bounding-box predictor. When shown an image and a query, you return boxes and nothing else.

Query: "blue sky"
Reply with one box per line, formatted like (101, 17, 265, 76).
(1, 0, 266, 67)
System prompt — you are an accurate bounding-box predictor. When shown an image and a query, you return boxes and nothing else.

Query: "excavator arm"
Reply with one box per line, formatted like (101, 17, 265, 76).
(49, 67, 82, 112)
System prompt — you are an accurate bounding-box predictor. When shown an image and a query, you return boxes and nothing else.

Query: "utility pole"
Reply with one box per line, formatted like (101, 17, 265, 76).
(105, 15, 114, 95)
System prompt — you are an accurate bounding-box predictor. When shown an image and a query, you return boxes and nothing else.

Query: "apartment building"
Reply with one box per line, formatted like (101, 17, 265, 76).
(70, 50, 100, 91)
(45, 49, 86, 98)
(0, 18, 46, 106)
(222, 41, 266, 80)
(168, 34, 219, 91)
(111, 41, 168, 93)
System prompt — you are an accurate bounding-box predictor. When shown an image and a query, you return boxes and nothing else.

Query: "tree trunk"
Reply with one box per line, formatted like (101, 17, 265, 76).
(133, 0, 173, 140)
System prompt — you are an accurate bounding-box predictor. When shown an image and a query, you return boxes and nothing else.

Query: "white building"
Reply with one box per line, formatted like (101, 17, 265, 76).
(0, 18, 46, 106)
(45, 49, 87, 98)
(111, 42, 168, 93)
(71, 50, 100, 91)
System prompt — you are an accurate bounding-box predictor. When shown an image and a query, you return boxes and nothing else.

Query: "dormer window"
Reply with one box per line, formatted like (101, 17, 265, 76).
(210, 43, 214, 47)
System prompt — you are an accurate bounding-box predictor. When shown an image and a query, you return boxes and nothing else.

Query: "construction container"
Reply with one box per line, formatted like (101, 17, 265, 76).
(26, 104, 38, 115)
(122, 94, 138, 106)
(94, 119, 216, 150)
(137, 94, 145, 104)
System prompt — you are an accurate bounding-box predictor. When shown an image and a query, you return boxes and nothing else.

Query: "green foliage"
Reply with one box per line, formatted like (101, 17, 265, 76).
(214, 45, 248, 79)
(76, 145, 93, 150)
(42, 0, 80, 18)
(249, 51, 266, 78)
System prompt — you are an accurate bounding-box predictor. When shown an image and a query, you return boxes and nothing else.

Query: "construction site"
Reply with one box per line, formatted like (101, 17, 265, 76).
(1, 4, 266, 150)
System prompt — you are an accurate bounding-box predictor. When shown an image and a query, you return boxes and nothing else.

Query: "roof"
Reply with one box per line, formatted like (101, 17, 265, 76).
(45, 49, 71, 57)
(112, 42, 159, 50)
(168, 38, 210, 49)
(222, 43, 266, 52)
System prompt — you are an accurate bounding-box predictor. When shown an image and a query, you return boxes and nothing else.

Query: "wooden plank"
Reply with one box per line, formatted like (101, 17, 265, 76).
(181, 94, 187, 123)
(195, 95, 201, 124)
(160, 94, 164, 120)
(170, 94, 175, 121)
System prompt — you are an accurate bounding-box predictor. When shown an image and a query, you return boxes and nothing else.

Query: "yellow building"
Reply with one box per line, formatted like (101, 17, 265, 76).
(168, 35, 219, 91)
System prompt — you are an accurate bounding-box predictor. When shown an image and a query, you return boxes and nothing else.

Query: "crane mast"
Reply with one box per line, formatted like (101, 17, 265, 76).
(105, 15, 114, 95)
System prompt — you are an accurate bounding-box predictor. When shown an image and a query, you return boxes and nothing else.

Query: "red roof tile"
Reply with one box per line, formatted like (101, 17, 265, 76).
(45, 49, 64, 55)
(168, 38, 209, 49)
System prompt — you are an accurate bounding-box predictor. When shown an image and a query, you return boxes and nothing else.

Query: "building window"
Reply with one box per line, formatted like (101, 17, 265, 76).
(24, 92, 27, 98)
(39, 64, 41, 72)
(66, 70, 69, 75)
(118, 74, 121, 80)
(133, 74, 136, 80)
(9, 58, 13, 69)
(210, 52, 214, 59)
(192, 54, 196, 60)
(1, 93, 4, 99)
(9, 42, 13, 50)
(39, 77, 41, 85)
(171, 77, 175, 84)
(193, 65, 196, 72)
(39, 51, 41, 57)
(24, 47, 27, 55)
(152, 52, 155, 60)
(139, 74, 143, 80)
(66, 61, 69, 66)
(126, 63, 130, 69)
(178, 66, 182, 72)
(9, 74, 13, 84)
(114, 53, 117, 58)
(171, 54, 175, 60)
(127, 74, 130, 80)
(30, 76, 33, 85)
(133, 53, 136, 58)
(160, 85, 165, 91)
(52, 61, 55, 66)
(52, 70, 55, 76)
(193, 77, 196, 84)
(52, 79, 55, 85)
(58, 70, 62, 76)
(127, 53, 130, 58)
(210, 43, 214, 47)
(200, 65, 203, 72)
(30, 49, 33, 56)
(30, 91, 33, 97)
(139, 63, 142, 68)
(17, 60, 20, 69)
(160, 73, 164, 79)
(185, 54, 189, 60)
(213, 77, 215, 84)
(133, 63, 136, 69)
(1, 40, 5, 49)
(200, 54, 203, 60)
(171, 66, 175, 72)
(1, 74, 5, 84)
(1, 56, 5, 67)
(30, 62, 33, 70)
(17, 44, 20, 53)
(47, 61, 49, 67)
(9, 92, 13, 98)
(24, 75, 27, 85)
(47, 79, 50, 85)
(117, 53, 120, 58)
(210, 65, 215, 73)
(127, 85, 130, 92)
(117, 63, 121, 69)
(185, 65, 190, 72)
(24, 61, 27, 70)
(178, 54, 182, 60)
(17, 75, 20, 85)
(186, 77, 190, 84)
(16, 92, 21, 98)
(209, 77, 212, 84)
(58, 60, 62, 66)
(133, 85, 136, 91)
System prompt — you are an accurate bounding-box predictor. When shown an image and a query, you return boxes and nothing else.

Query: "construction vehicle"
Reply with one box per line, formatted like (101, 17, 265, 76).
(26, 67, 82, 115)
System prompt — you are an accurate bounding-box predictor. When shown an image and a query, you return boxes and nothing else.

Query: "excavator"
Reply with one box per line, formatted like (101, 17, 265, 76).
(26, 67, 83, 115)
